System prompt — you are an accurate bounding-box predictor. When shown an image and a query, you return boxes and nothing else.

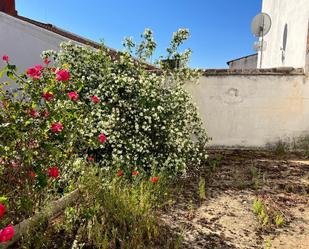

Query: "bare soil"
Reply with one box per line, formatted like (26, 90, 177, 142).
(162, 150, 309, 249)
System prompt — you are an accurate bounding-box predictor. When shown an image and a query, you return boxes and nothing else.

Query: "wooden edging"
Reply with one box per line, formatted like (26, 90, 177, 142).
(0, 189, 81, 249)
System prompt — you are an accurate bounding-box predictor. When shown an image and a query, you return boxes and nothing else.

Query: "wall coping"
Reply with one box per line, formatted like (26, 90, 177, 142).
(200, 67, 304, 76)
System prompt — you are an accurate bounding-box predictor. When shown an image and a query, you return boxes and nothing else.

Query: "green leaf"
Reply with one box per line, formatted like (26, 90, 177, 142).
(0, 196, 8, 205)
(0, 66, 8, 78)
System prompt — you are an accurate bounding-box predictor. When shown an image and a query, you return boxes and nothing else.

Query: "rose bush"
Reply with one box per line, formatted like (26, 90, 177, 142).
(0, 54, 102, 238)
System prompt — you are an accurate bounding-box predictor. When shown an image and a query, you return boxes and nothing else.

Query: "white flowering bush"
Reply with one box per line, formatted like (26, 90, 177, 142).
(43, 29, 208, 175)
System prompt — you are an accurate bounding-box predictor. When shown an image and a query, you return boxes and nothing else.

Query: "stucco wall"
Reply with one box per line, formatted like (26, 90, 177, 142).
(186, 70, 308, 148)
(0, 12, 68, 74)
(260, 0, 309, 69)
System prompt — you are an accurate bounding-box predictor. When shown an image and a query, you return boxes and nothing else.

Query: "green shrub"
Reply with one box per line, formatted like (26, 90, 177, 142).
(0, 28, 207, 245)
(45, 28, 208, 175)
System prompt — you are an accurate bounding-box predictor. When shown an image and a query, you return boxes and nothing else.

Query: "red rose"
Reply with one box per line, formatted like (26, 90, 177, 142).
(56, 69, 70, 81)
(47, 167, 59, 178)
(28, 171, 37, 178)
(87, 156, 94, 161)
(0, 225, 14, 243)
(50, 122, 63, 133)
(98, 133, 106, 144)
(117, 170, 123, 177)
(43, 58, 50, 65)
(67, 91, 78, 101)
(91, 95, 100, 104)
(132, 171, 139, 176)
(42, 92, 54, 101)
(150, 176, 159, 183)
(26, 67, 41, 79)
(2, 55, 9, 62)
(0, 203, 6, 218)
(29, 108, 39, 118)
(41, 110, 49, 118)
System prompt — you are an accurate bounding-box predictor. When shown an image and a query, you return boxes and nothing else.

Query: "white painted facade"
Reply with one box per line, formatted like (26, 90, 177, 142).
(0, 12, 68, 73)
(259, 0, 309, 69)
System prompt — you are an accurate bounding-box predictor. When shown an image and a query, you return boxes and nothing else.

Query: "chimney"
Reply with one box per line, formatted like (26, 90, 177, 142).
(0, 0, 18, 16)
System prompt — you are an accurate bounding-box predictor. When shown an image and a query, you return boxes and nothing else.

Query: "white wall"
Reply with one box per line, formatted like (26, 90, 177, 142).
(0, 12, 68, 74)
(260, 0, 309, 69)
(186, 72, 309, 148)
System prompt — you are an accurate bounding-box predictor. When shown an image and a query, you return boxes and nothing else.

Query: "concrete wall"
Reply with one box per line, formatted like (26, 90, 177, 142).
(186, 69, 308, 148)
(228, 54, 257, 69)
(0, 12, 68, 74)
(260, 0, 309, 69)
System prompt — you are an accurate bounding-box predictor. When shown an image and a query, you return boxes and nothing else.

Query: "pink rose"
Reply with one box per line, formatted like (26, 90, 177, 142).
(50, 122, 63, 133)
(91, 95, 101, 104)
(34, 65, 43, 71)
(47, 167, 59, 178)
(98, 133, 106, 144)
(0, 225, 14, 242)
(41, 110, 49, 118)
(56, 69, 70, 81)
(42, 92, 54, 101)
(26, 67, 41, 80)
(43, 58, 50, 65)
(29, 108, 39, 118)
(2, 55, 9, 62)
(67, 91, 78, 101)
(0, 203, 6, 218)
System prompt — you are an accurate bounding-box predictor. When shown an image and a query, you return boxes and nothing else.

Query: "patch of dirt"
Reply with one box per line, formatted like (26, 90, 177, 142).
(162, 150, 309, 249)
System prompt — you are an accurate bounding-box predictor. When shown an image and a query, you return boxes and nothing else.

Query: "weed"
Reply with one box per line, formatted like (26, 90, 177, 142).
(198, 176, 206, 200)
(253, 198, 286, 229)
(57, 168, 179, 249)
(250, 166, 260, 190)
(273, 140, 289, 156)
(264, 237, 272, 249)
(274, 213, 285, 226)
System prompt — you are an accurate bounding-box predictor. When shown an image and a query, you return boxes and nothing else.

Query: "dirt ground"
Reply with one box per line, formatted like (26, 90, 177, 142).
(162, 150, 309, 249)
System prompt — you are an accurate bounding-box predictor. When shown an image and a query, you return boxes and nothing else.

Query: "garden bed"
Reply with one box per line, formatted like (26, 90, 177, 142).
(162, 150, 309, 248)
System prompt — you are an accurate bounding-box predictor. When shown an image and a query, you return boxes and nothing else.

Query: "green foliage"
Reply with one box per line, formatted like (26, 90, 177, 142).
(253, 198, 285, 229)
(198, 176, 206, 200)
(274, 213, 285, 226)
(0, 28, 207, 245)
(58, 168, 176, 249)
(50, 29, 208, 175)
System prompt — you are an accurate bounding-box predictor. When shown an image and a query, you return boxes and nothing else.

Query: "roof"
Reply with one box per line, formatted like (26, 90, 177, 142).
(3, 12, 157, 70)
(226, 53, 258, 65)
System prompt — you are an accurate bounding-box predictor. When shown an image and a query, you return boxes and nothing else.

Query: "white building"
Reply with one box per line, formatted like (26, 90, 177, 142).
(259, 0, 309, 69)
(229, 0, 309, 70)
(0, 0, 125, 73)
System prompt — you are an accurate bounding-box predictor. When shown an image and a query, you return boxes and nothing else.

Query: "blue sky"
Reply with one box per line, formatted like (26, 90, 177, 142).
(16, 0, 262, 68)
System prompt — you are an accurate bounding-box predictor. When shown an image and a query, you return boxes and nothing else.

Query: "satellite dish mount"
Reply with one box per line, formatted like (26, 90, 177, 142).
(251, 13, 272, 68)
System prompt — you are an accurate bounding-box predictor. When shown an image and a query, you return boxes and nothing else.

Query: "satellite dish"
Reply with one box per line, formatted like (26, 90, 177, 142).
(251, 13, 272, 37)
(251, 13, 272, 68)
